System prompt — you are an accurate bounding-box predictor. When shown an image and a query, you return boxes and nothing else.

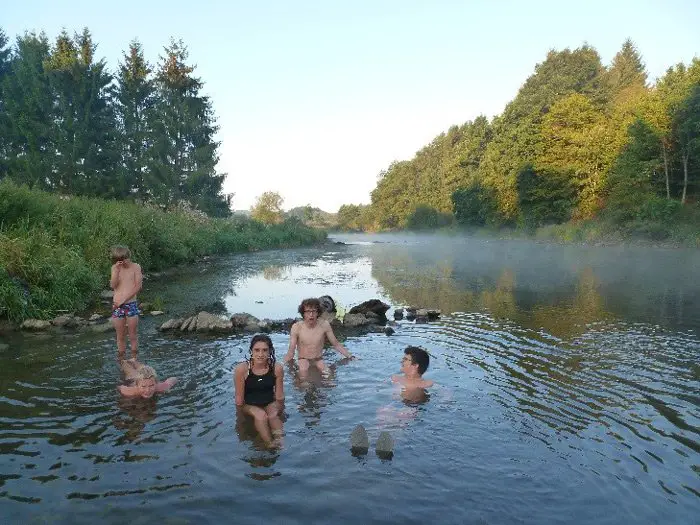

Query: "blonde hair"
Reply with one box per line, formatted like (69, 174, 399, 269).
(134, 365, 157, 383)
(110, 245, 131, 263)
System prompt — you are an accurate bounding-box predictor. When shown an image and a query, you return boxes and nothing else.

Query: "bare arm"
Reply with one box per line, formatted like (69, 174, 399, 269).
(283, 324, 299, 363)
(324, 322, 353, 359)
(274, 363, 285, 401)
(234, 363, 246, 406)
(113, 264, 143, 307)
(118, 384, 138, 397)
(109, 263, 120, 290)
(155, 377, 177, 393)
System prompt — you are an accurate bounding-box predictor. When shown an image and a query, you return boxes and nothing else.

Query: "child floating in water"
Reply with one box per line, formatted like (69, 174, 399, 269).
(234, 334, 285, 447)
(118, 358, 178, 398)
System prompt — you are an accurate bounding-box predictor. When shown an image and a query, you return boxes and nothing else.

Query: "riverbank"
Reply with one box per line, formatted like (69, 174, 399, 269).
(0, 180, 327, 322)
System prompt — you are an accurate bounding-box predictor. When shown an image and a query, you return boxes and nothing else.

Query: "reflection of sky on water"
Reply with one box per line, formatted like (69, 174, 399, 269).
(223, 256, 393, 319)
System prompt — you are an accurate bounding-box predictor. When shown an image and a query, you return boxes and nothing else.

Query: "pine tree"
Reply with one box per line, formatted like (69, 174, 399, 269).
(0, 28, 12, 178)
(605, 39, 647, 99)
(150, 39, 230, 215)
(114, 39, 154, 200)
(1, 32, 54, 189)
(44, 29, 117, 195)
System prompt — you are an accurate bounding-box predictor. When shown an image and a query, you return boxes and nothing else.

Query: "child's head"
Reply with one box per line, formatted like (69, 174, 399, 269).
(134, 364, 157, 398)
(298, 298, 321, 318)
(110, 245, 131, 264)
(403, 346, 430, 375)
(249, 333, 275, 366)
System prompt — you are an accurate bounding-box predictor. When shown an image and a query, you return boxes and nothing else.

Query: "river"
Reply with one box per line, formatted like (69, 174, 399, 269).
(1, 232, 698, 524)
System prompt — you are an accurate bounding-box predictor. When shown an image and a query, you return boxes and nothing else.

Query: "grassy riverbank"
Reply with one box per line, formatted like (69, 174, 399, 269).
(0, 180, 327, 322)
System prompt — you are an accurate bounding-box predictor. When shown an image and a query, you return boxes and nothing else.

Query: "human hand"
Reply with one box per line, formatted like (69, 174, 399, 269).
(283, 354, 293, 363)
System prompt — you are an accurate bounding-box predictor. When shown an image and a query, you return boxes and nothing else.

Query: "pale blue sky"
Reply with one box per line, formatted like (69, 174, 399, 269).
(3, 1, 699, 211)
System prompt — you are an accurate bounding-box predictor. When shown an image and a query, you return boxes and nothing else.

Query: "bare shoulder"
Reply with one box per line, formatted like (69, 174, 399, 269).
(274, 362, 284, 376)
(423, 379, 434, 388)
(234, 361, 248, 376)
(391, 374, 402, 383)
(291, 321, 302, 333)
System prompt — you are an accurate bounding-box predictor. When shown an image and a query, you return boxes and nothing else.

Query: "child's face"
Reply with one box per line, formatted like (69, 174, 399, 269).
(401, 354, 414, 374)
(136, 378, 157, 398)
(302, 307, 318, 322)
(251, 341, 270, 364)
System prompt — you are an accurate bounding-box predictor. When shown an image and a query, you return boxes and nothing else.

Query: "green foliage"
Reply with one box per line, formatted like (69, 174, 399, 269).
(250, 191, 284, 224)
(516, 164, 575, 227)
(406, 205, 453, 230)
(0, 28, 230, 216)
(451, 182, 496, 226)
(0, 180, 325, 320)
(336, 203, 375, 231)
(361, 41, 698, 242)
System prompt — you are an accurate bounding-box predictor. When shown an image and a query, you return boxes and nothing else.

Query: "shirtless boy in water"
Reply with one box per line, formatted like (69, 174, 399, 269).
(392, 345, 434, 401)
(283, 298, 355, 375)
(110, 245, 143, 358)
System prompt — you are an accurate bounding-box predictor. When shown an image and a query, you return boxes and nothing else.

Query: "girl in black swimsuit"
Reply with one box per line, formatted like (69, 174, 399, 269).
(234, 334, 285, 446)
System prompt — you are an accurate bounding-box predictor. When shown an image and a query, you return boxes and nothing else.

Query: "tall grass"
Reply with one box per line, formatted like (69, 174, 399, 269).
(0, 180, 326, 321)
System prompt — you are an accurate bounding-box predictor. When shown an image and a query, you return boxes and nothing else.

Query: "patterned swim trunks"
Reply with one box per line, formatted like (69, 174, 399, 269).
(112, 301, 141, 319)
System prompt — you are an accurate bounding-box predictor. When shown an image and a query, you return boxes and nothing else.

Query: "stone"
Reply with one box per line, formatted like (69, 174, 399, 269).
(180, 316, 195, 332)
(230, 313, 261, 330)
(349, 299, 390, 321)
(21, 319, 52, 331)
(159, 318, 184, 331)
(89, 313, 102, 322)
(393, 308, 404, 321)
(52, 315, 79, 328)
(151, 310, 164, 316)
(100, 290, 114, 300)
(343, 313, 370, 328)
(0, 343, 9, 351)
(194, 311, 233, 333)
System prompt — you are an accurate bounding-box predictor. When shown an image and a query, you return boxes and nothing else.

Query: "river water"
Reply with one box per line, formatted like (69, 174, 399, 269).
(1, 232, 698, 524)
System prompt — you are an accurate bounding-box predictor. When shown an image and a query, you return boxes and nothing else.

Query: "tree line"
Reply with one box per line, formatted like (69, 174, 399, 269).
(0, 27, 231, 216)
(336, 40, 700, 233)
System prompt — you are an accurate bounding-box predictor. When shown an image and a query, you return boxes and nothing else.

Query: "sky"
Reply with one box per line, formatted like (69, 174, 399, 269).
(3, 1, 700, 212)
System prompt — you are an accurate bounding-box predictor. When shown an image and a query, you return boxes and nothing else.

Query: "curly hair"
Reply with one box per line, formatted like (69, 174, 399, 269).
(298, 297, 321, 316)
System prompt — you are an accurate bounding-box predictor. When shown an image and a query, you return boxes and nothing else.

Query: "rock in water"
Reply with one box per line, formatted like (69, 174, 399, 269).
(349, 424, 369, 455)
(375, 431, 394, 459)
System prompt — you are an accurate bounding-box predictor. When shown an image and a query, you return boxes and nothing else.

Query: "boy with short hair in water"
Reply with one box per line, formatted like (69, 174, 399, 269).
(351, 346, 434, 456)
(392, 345, 434, 395)
(110, 245, 143, 358)
(283, 298, 355, 376)
(118, 358, 178, 398)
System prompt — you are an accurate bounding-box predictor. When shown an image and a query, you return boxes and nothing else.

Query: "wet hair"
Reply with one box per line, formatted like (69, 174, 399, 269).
(249, 333, 276, 368)
(404, 346, 430, 375)
(298, 297, 322, 316)
(110, 245, 131, 263)
(134, 364, 157, 383)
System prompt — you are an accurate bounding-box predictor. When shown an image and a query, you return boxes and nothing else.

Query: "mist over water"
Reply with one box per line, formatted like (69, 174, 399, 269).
(1, 232, 698, 524)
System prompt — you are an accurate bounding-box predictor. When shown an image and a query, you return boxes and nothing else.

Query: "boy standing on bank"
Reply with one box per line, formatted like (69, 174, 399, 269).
(283, 297, 355, 376)
(110, 245, 143, 359)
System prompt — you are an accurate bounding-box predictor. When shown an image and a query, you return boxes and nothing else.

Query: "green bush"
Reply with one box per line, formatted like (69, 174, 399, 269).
(0, 180, 326, 320)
